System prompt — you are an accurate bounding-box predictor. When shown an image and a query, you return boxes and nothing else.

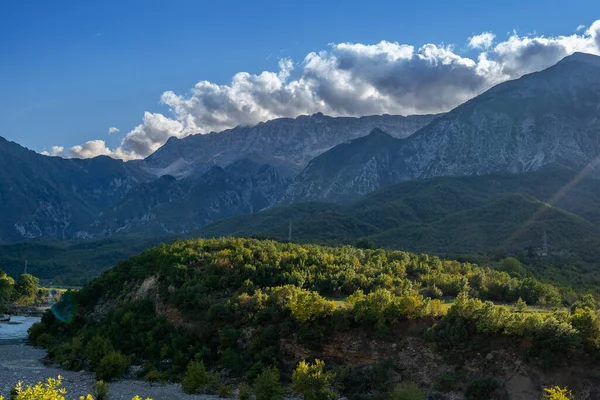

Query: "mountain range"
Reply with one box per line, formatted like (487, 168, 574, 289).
(0, 113, 437, 243)
(284, 52, 600, 203)
(1, 52, 600, 263)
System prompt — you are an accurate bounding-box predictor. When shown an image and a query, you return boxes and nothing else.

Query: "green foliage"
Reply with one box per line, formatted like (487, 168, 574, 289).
(515, 297, 527, 313)
(291, 359, 336, 400)
(86, 336, 114, 369)
(348, 288, 435, 331)
(218, 384, 233, 398)
(253, 366, 285, 400)
(337, 362, 394, 400)
(28, 238, 600, 396)
(388, 382, 425, 400)
(93, 380, 110, 400)
(497, 257, 525, 277)
(182, 361, 210, 394)
(465, 378, 500, 400)
(237, 383, 252, 400)
(270, 285, 337, 324)
(95, 351, 130, 382)
(145, 370, 167, 384)
(15, 273, 39, 298)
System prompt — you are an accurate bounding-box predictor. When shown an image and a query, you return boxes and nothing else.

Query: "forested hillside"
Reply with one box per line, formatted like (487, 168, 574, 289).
(31, 238, 600, 399)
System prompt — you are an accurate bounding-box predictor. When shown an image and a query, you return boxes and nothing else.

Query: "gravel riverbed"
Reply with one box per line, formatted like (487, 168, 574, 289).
(0, 344, 224, 400)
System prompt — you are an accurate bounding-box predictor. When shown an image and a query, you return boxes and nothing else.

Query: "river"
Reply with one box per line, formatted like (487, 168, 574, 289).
(0, 316, 225, 399)
(0, 315, 40, 345)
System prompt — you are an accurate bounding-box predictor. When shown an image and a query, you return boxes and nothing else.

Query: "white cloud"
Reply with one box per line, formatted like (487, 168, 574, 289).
(577, 25, 586, 32)
(468, 32, 496, 49)
(108, 127, 120, 134)
(41, 146, 65, 157)
(53, 19, 600, 160)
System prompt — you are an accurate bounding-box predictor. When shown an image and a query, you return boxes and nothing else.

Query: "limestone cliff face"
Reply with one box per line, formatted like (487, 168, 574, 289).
(285, 53, 600, 202)
(139, 113, 440, 178)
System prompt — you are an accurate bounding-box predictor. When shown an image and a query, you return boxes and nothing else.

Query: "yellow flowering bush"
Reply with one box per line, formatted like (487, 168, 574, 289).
(0, 376, 152, 400)
(542, 386, 573, 400)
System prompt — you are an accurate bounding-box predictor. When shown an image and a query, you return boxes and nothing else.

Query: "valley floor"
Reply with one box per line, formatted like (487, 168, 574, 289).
(0, 344, 223, 400)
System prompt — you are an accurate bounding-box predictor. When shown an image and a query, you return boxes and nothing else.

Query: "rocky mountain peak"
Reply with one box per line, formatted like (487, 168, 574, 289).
(558, 51, 600, 67)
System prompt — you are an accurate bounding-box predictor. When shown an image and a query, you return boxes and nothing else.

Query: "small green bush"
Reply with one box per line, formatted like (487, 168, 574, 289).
(238, 383, 252, 400)
(291, 359, 336, 400)
(182, 360, 210, 394)
(34, 333, 54, 348)
(93, 380, 110, 400)
(27, 322, 48, 346)
(218, 384, 233, 398)
(389, 382, 425, 400)
(96, 351, 130, 381)
(145, 369, 166, 384)
(86, 336, 114, 368)
(253, 366, 285, 400)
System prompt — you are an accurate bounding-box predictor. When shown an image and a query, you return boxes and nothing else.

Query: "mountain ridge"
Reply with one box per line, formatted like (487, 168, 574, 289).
(284, 52, 600, 202)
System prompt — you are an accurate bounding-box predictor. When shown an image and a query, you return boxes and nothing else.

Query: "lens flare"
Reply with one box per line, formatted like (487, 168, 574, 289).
(51, 291, 77, 323)
(502, 157, 600, 250)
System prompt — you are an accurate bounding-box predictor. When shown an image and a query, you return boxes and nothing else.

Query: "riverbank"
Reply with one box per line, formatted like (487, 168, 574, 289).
(0, 344, 224, 400)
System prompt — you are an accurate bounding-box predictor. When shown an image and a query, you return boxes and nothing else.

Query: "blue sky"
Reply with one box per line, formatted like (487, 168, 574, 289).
(1, 0, 600, 158)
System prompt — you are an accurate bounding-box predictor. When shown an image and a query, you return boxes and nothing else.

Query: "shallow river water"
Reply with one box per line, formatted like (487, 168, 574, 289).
(0, 316, 40, 344)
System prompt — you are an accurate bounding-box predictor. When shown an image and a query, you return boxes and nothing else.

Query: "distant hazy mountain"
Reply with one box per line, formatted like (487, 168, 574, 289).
(0, 137, 150, 243)
(88, 157, 291, 237)
(285, 52, 600, 202)
(138, 113, 441, 179)
(0, 112, 439, 242)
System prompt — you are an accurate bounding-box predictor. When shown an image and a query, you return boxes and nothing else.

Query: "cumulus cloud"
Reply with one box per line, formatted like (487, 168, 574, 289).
(468, 32, 496, 49)
(108, 127, 120, 134)
(54, 19, 600, 160)
(41, 146, 65, 157)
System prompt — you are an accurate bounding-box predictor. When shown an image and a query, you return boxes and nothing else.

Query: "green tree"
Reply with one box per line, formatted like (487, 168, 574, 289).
(515, 297, 527, 313)
(253, 366, 285, 400)
(182, 360, 210, 394)
(95, 351, 130, 382)
(497, 257, 525, 277)
(15, 273, 39, 299)
(85, 336, 114, 369)
(0, 276, 13, 308)
(291, 359, 336, 400)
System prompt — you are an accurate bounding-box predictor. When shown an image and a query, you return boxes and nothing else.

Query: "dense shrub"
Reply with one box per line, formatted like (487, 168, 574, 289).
(253, 366, 285, 400)
(182, 360, 210, 394)
(237, 383, 252, 400)
(291, 359, 336, 400)
(86, 336, 114, 369)
(95, 351, 130, 381)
